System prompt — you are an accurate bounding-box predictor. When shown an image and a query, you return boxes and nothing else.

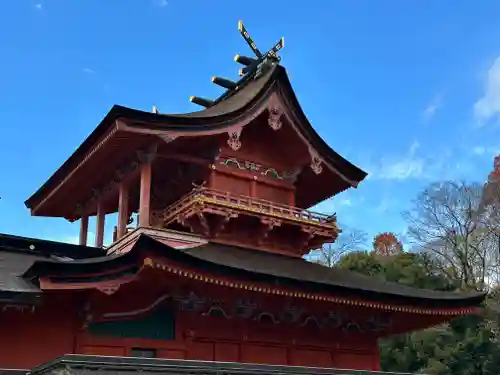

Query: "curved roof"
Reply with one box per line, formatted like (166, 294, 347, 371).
(23, 235, 485, 309)
(0, 234, 105, 301)
(25, 65, 367, 210)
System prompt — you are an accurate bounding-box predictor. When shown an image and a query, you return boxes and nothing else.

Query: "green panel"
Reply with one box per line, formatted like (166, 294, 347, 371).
(89, 307, 175, 340)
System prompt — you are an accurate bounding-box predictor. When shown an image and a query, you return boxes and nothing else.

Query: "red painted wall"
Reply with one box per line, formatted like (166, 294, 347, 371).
(78, 312, 378, 370)
(0, 290, 379, 371)
(0, 295, 80, 369)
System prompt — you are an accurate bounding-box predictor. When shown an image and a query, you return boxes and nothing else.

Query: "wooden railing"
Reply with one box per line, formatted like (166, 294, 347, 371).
(159, 187, 336, 226)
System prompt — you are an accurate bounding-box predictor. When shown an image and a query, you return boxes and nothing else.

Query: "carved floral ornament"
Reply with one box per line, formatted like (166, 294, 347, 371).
(308, 146, 323, 175)
(219, 156, 297, 181)
(268, 106, 284, 131)
(130, 290, 394, 333)
(157, 133, 178, 144)
(227, 127, 243, 151)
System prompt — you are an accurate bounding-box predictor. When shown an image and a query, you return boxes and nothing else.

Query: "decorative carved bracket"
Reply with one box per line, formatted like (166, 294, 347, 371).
(268, 107, 284, 130)
(96, 283, 121, 296)
(257, 218, 282, 245)
(300, 227, 317, 250)
(211, 211, 239, 237)
(281, 305, 304, 324)
(308, 146, 323, 175)
(234, 299, 258, 319)
(175, 292, 206, 312)
(227, 127, 242, 151)
(266, 95, 284, 131)
(195, 210, 210, 237)
(136, 145, 157, 164)
(158, 133, 178, 144)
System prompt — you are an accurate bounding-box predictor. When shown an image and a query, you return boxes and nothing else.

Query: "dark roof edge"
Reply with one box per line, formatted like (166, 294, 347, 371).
(0, 291, 41, 304)
(29, 354, 415, 375)
(0, 233, 106, 259)
(25, 65, 367, 210)
(23, 235, 486, 308)
(0, 370, 29, 375)
(24, 108, 121, 210)
(275, 68, 367, 183)
(23, 66, 278, 209)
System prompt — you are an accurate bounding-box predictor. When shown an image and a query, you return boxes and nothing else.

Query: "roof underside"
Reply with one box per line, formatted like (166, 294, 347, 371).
(22, 235, 485, 308)
(25, 64, 367, 210)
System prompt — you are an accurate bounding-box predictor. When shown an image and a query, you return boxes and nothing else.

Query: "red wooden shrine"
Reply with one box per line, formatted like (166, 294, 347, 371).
(0, 22, 485, 374)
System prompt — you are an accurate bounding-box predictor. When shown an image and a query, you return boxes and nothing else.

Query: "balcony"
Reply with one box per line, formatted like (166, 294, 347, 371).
(151, 188, 339, 254)
(154, 188, 336, 229)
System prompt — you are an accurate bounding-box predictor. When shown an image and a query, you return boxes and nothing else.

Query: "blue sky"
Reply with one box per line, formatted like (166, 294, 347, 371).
(1, 0, 500, 247)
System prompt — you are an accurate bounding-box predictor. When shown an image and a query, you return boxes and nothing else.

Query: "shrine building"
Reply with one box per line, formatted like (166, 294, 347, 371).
(0, 21, 485, 375)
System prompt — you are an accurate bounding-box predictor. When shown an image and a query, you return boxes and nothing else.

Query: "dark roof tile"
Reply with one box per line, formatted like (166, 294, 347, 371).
(19, 235, 486, 308)
(25, 65, 366, 209)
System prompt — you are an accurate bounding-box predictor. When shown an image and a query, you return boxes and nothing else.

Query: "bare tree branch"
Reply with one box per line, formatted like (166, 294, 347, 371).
(403, 181, 500, 291)
(309, 227, 368, 267)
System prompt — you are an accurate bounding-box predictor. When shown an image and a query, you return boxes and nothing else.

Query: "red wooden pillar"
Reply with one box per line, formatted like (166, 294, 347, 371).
(289, 189, 295, 206)
(139, 162, 152, 227)
(95, 200, 105, 247)
(79, 215, 88, 246)
(250, 178, 257, 197)
(208, 167, 215, 188)
(117, 181, 129, 239)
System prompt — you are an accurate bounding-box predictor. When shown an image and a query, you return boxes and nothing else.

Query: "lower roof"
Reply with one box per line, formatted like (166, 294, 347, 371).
(0, 234, 106, 298)
(22, 235, 486, 309)
(0, 233, 105, 259)
(30, 355, 416, 375)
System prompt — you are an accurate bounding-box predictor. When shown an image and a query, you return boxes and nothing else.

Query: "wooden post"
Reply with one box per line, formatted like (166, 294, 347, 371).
(289, 189, 295, 206)
(208, 167, 215, 188)
(250, 179, 257, 197)
(95, 200, 105, 247)
(139, 162, 152, 227)
(117, 181, 129, 239)
(79, 215, 89, 246)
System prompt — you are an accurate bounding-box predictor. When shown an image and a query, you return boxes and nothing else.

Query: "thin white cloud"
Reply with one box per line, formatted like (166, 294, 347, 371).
(374, 198, 392, 214)
(365, 142, 460, 181)
(35, 3, 42, 10)
(473, 146, 486, 156)
(471, 145, 500, 157)
(376, 157, 425, 180)
(409, 140, 420, 155)
(368, 141, 425, 180)
(83, 68, 95, 74)
(340, 199, 352, 206)
(152, 0, 168, 7)
(422, 93, 443, 122)
(474, 56, 500, 124)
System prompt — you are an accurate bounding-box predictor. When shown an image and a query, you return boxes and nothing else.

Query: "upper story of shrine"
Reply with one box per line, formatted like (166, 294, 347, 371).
(23, 22, 367, 257)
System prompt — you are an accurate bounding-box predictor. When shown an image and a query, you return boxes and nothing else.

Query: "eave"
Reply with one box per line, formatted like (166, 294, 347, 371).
(30, 354, 418, 375)
(22, 235, 486, 315)
(25, 65, 367, 212)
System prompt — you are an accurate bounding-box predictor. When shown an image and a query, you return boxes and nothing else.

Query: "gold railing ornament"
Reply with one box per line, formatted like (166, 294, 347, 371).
(156, 187, 338, 230)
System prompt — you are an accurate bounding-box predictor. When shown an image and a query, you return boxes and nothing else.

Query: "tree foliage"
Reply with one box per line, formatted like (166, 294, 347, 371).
(311, 155, 500, 373)
(403, 180, 500, 290)
(372, 232, 403, 256)
(334, 250, 500, 374)
(310, 226, 367, 267)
